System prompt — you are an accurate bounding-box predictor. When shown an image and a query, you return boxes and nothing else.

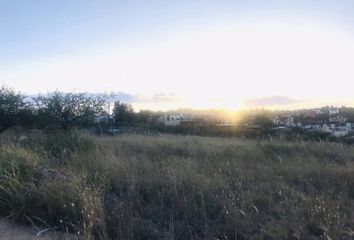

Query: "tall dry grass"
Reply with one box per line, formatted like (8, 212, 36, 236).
(1, 131, 354, 239)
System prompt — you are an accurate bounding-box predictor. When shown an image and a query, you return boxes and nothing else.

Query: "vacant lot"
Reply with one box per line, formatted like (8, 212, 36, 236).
(1, 132, 354, 239)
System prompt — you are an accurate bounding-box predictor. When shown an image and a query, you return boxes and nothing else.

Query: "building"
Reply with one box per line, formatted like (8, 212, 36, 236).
(321, 124, 332, 133)
(329, 107, 339, 115)
(332, 130, 349, 137)
(321, 122, 353, 137)
(164, 114, 182, 126)
(314, 109, 323, 114)
(94, 112, 111, 123)
(272, 116, 280, 125)
(303, 125, 322, 130)
(285, 116, 295, 127)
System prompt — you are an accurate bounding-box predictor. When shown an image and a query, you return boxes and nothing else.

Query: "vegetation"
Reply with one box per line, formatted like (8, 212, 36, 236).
(1, 86, 354, 144)
(112, 101, 136, 125)
(1, 131, 354, 239)
(1, 86, 354, 239)
(0, 86, 109, 132)
(0, 86, 31, 132)
(34, 91, 108, 129)
(0, 86, 163, 134)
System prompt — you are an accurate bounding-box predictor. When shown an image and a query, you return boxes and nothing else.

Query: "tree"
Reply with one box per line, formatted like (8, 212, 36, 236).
(253, 115, 275, 128)
(0, 86, 29, 132)
(136, 110, 155, 124)
(34, 91, 107, 129)
(112, 101, 135, 125)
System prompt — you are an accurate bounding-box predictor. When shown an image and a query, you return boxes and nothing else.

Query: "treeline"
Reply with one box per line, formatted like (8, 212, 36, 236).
(112, 101, 160, 125)
(0, 86, 158, 133)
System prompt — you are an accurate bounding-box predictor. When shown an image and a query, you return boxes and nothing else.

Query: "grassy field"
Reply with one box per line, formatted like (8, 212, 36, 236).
(1, 131, 354, 239)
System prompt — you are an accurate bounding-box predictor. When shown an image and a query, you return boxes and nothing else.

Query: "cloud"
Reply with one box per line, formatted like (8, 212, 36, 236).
(106, 92, 183, 110)
(109, 92, 180, 105)
(2, 21, 354, 110)
(108, 92, 138, 103)
(244, 96, 307, 107)
(3, 21, 354, 99)
(151, 93, 180, 103)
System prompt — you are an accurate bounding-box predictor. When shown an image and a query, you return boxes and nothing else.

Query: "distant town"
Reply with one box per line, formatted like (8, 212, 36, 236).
(1, 86, 353, 141)
(95, 103, 354, 141)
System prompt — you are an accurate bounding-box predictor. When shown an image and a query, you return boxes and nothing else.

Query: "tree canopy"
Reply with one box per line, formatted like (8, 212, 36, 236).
(34, 92, 108, 129)
(0, 86, 29, 132)
(112, 101, 136, 124)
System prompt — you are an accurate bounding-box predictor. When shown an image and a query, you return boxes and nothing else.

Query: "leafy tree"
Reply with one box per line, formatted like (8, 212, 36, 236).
(253, 115, 275, 128)
(112, 101, 136, 125)
(34, 91, 107, 129)
(0, 86, 29, 132)
(136, 110, 155, 124)
(340, 107, 354, 122)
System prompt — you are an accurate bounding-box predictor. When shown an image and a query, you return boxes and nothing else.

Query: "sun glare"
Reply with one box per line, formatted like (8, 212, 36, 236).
(1, 21, 354, 110)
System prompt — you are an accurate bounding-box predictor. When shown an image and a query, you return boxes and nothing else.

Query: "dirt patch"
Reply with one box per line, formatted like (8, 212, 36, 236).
(0, 219, 77, 240)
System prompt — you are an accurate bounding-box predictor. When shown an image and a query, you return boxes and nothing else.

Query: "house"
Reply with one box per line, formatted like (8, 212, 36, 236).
(326, 123, 352, 137)
(329, 107, 339, 115)
(338, 117, 348, 123)
(321, 124, 332, 133)
(329, 116, 339, 122)
(303, 125, 322, 131)
(314, 109, 323, 114)
(164, 114, 182, 126)
(272, 116, 280, 125)
(285, 116, 295, 127)
(332, 130, 349, 137)
(94, 112, 111, 123)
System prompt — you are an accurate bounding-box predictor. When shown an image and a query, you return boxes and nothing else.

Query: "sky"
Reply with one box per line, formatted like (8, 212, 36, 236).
(1, 0, 354, 110)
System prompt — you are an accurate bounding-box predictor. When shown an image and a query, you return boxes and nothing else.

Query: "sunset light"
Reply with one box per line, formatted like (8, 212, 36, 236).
(2, 2, 354, 239)
(1, 1, 354, 110)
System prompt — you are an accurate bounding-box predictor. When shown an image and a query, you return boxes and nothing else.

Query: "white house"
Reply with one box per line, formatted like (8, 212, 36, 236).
(321, 124, 332, 133)
(285, 116, 295, 127)
(329, 108, 339, 115)
(314, 109, 323, 114)
(333, 130, 349, 137)
(164, 114, 182, 126)
(272, 116, 280, 125)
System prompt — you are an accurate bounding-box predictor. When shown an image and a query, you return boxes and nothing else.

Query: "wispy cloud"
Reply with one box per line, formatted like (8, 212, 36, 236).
(109, 92, 181, 105)
(244, 96, 307, 108)
(151, 93, 180, 103)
